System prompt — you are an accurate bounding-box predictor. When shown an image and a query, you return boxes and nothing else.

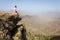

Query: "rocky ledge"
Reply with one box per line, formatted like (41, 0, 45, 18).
(0, 12, 26, 40)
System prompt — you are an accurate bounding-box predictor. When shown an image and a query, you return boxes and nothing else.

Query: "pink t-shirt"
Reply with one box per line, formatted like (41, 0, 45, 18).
(13, 7, 17, 13)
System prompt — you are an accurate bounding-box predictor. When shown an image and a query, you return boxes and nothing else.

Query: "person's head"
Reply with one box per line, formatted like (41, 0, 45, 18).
(15, 5, 17, 8)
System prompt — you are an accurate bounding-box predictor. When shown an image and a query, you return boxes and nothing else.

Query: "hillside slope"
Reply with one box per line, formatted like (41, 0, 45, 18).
(0, 12, 60, 40)
(20, 14, 60, 35)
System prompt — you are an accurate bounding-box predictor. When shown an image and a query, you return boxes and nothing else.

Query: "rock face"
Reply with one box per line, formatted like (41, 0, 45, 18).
(0, 13, 26, 40)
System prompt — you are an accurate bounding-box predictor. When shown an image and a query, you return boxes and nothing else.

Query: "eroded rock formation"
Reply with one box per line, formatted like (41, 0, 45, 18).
(0, 13, 26, 40)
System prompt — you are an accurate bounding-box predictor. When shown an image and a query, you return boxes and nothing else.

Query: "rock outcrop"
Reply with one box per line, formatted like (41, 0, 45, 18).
(0, 12, 26, 40)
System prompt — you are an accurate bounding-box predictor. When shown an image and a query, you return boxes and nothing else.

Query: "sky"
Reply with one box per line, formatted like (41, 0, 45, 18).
(0, 0, 60, 12)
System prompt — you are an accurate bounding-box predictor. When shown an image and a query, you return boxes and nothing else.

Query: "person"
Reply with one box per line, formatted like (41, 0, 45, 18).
(14, 5, 17, 13)
(13, 5, 19, 17)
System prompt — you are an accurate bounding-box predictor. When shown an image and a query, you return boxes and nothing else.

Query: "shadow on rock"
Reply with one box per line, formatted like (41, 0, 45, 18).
(8, 16, 22, 25)
(7, 15, 27, 40)
(0, 15, 27, 40)
(50, 36, 60, 40)
(21, 25, 27, 40)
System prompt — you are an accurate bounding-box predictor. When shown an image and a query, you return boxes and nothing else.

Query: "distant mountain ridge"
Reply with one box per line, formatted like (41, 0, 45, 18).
(21, 12, 60, 35)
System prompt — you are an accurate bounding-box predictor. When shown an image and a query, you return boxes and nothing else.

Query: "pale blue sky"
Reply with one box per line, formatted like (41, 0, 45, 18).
(0, 0, 60, 12)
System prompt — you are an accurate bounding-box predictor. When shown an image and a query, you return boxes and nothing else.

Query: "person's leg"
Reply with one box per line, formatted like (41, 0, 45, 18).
(15, 11, 19, 17)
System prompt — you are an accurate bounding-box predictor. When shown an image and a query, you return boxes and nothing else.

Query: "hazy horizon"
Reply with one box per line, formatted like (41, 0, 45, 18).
(0, 0, 60, 18)
(0, 0, 60, 12)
